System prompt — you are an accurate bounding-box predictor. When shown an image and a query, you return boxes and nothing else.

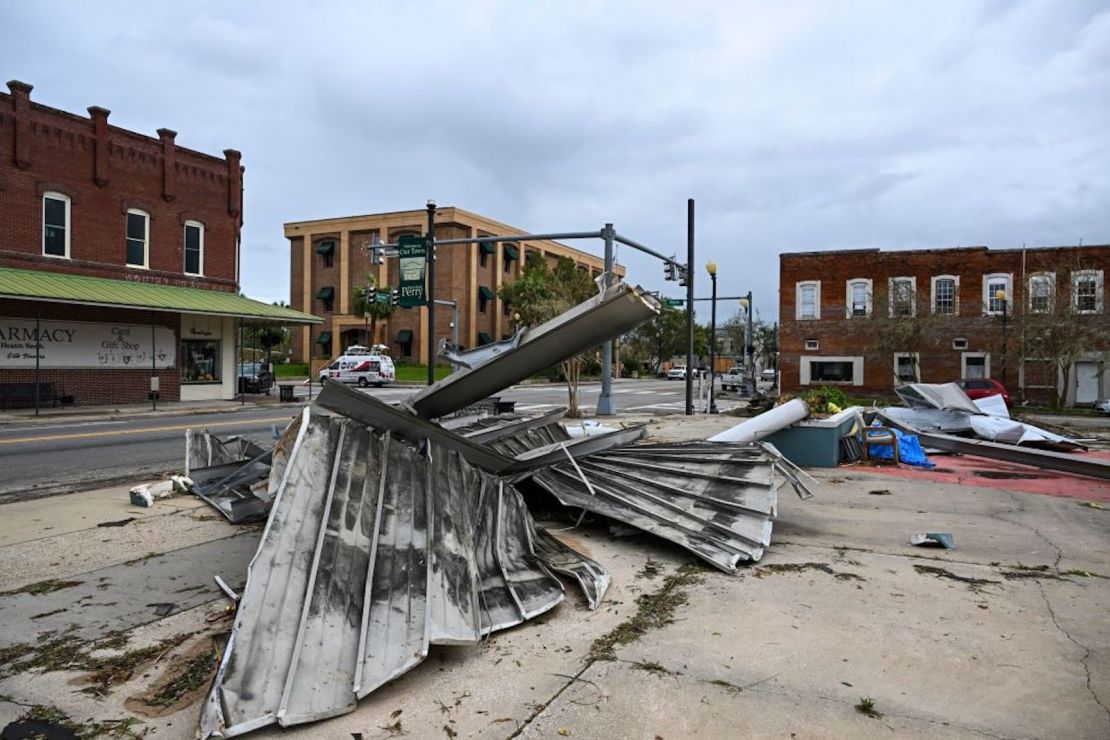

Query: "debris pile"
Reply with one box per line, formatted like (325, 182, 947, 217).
(190, 282, 813, 737)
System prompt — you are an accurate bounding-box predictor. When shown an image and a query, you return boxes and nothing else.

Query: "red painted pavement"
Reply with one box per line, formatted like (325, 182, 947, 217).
(854, 449, 1110, 502)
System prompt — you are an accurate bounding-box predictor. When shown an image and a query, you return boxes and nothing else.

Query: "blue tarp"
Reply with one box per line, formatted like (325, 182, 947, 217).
(866, 424, 935, 468)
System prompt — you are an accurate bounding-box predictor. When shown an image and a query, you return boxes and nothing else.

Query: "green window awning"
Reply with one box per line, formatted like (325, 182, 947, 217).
(316, 240, 335, 256)
(503, 245, 519, 261)
(317, 331, 332, 344)
(477, 332, 493, 346)
(395, 329, 413, 344)
(316, 286, 335, 301)
(479, 242, 495, 255)
(478, 286, 495, 300)
(0, 266, 321, 324)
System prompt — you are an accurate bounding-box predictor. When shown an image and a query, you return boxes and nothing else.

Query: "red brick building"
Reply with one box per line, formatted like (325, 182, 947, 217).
(779, 245, 1109, 406)
(0, 81, 318, 408)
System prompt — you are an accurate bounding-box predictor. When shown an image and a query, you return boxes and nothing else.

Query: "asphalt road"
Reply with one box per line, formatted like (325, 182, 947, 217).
(0, 379, 699, 500)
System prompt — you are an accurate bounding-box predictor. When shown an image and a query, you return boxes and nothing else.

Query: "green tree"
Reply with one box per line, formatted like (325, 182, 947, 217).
(352, 275, 395, 347)
(499, 255, 597, 416)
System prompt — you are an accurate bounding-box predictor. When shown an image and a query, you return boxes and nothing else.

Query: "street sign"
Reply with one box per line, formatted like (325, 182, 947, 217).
(397, 235, 429, 308)
(663, 298, 684, 307)
(374, 291, 390, 304)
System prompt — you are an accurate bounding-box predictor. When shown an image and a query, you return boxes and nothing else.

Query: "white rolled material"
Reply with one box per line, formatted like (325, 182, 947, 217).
(707, 398, 810, 443)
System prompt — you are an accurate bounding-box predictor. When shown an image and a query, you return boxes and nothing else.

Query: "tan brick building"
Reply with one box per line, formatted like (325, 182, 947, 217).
(779, 245, 1109, 406)
(285, 207, 621, 367)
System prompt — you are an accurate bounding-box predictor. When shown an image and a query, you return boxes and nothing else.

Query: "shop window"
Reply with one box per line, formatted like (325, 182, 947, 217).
(43, 192, 71, 258)
(962, 352, 989, 379)
(1027, 273, 1054, 314)
(184, 221, 205, 275)
(894, 352, 920, 384)
(931, 275, 958, 315)
(182, 340, 220, 383)
(801, 355, 862, 385)
(126, 209, 149, 267)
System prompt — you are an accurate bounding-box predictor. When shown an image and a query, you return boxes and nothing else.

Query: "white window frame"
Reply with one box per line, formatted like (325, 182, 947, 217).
(42, 191, 71, 259)
(961, 352, 991, 379)
(800, 355, 864, 386)
(888, 276, 916, 318)
(1026, 272, 1055, 314)
(893, 352, 920, 385)
(804, 338, 819, 351)
(125, 208, 150, 269)
(795, 280, 821, 320)
(1071, 269, 1103, 314)
(184, 220, 205, 276)
(845, 278, 872, 318)
(930, 274, 959, 315)
(982, 273, 1012, 316)
(952, 337, 968, 350)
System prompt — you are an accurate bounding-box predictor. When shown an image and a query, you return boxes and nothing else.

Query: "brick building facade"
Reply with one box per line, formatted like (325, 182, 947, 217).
(779, 245, 1109, 406)
(285, 208, 620, 368)
(0, 81, 317, 408)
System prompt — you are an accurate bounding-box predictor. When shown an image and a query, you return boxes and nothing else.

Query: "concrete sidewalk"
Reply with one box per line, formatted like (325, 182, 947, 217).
(0, 419, 1108, 738)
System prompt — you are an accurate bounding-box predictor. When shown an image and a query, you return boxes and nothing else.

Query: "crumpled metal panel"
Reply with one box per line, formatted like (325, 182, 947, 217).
(409, 282, 660, 419)
(894, 383, 983, 414)
(501, 429, 785, 571)
(532, 528, 610, 609)
(201, 409, 599, 737)
(185, 429, 268, 475)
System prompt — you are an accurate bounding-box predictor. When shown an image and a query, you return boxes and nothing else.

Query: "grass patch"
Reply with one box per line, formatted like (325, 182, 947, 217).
(274, 363, 308, 378)
(635, 559, 663, 580)
(394, 364, 454, 382)
(82, 633, 192, 697)
(15, 704, 145, 739)
(589, 563, 703, 662)
(143, 647, 217, 707)
(709, 678, 742, 694)
(855, 697, 882, 719)
(630, 660, 676, 676)
(754, 562, 866, 582)
(0, 578, 84, 597)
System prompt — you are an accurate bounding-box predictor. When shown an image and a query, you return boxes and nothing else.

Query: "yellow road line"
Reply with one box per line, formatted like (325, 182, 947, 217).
(0, 415, 292, 445)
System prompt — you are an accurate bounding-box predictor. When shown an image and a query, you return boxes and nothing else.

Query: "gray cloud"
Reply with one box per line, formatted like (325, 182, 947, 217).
(2, 0, 1107, 324)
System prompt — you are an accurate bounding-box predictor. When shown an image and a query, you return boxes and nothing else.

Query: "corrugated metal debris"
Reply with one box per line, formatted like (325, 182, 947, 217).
(201, 407, 608, 737)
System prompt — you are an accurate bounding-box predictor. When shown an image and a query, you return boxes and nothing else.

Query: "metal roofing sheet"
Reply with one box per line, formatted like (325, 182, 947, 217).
(0, 266, 322, 323)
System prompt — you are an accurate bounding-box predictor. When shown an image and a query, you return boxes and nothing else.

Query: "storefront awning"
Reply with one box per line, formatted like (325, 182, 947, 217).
(477, 332, 493, 346)
(317, 331, 332, 344)
(479, 242, 495, 255)
(503, 246, 519, 261)
(395, 329, 413, 344)
(0, 266, 321, 324)
(316, 286, 335, 301)
(478, 286, 495, 300)
(316, 241, 336, 256)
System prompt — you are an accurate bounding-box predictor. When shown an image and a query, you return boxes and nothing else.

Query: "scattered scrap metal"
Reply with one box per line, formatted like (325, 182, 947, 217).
(190, 282, 815, 737)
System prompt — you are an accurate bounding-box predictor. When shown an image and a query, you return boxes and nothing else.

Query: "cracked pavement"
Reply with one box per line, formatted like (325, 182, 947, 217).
(0, 414, 1108, 738)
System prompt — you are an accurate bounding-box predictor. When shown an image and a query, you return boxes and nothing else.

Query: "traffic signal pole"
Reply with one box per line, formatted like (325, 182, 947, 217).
(685, 199, 695, 415)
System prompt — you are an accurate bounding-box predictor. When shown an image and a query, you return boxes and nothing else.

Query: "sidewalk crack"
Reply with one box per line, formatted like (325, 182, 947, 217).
(1035, 580, 1110, 725)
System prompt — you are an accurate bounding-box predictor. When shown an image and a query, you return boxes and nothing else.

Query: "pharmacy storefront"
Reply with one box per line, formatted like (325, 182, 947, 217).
(0, 267, 320, 408)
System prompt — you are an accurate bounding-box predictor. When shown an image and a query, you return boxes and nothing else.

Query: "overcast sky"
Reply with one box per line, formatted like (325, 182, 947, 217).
(3, 1, 1107, 323)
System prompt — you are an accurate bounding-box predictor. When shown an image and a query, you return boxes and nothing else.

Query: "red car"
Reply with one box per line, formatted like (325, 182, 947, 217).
(957, 378, 1012, 406)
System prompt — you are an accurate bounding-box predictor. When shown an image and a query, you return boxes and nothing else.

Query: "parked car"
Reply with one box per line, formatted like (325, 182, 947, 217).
(721, 367, 745, 391)
(667, 366, 689, 380)
(956, 378, 1012, 406)
(318, 345, 396, 387)
(237, 362, 274, 394)
(1095, 398, 1110, 416)
(760, 368, 777, 383)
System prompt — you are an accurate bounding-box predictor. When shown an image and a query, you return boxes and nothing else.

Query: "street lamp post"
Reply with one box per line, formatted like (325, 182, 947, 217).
(707, 261, 718, 414)
(426, 200, 436, 386)
(995, 289, 1008, 385)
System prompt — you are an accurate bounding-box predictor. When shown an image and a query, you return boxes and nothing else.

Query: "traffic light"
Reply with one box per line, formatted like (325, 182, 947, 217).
(390, 288, 401, 307)
(677, 264, 688, 287)
(370, 246, 383, 265)
(664, 261, 676, 281)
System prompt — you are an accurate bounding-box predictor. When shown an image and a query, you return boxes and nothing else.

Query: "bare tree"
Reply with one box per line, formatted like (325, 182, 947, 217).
(863, 282, 947, 386)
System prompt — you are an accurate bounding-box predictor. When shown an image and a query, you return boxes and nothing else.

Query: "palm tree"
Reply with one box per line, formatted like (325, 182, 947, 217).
(352, 277, 395, 346)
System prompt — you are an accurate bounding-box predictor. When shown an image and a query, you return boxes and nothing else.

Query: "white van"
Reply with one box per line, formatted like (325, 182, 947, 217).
(318, 345, 396, 387)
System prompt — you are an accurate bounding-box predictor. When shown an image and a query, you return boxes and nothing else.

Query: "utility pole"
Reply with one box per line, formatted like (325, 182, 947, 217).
(426, 200, 436, 386)
(685, 199, 695, 415)
(597, 223, 616, 415)
(707, 261, 718, 413)
(745, 290, 754, 394)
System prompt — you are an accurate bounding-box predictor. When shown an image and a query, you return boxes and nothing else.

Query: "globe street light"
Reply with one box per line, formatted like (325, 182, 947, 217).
(995, 288, 1008, 385)
(706, 260, 718, 414)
